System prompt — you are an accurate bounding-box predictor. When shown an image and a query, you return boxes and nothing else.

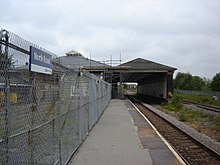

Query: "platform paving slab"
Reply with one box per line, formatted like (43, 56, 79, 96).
(125, 99, 182, 165)
(70, 99, 182, 165)
(70, 99, 153, 165)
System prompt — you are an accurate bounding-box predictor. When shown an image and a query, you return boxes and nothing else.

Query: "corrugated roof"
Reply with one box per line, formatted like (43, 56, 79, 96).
(119, 58, 176, 71)
(58, 54, 108, 68)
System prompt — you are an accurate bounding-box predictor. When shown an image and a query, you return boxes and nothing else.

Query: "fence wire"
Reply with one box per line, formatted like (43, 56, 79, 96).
(0, 29, 111, 165)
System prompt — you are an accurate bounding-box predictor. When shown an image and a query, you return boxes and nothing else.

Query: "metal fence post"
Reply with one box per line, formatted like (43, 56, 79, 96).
(77, 77, 81, 143)
(2, 30, 10, 165)
(28, 130, 33, 165)
(52, 118, 55, 165)
(29, 72, 36, 164)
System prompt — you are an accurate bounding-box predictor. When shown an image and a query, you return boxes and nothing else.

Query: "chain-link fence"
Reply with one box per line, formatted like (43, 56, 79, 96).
(0, 29, 111, 165)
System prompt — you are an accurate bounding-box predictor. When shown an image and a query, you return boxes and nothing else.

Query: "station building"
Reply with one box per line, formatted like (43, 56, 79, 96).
(57, 50, 177, 99)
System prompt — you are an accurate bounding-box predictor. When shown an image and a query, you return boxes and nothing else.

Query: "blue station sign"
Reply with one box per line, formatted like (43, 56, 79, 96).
(29, 46, 52, 75)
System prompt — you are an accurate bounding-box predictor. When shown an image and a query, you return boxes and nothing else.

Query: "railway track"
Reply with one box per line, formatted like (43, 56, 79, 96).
(183, 100, 220, 114)
(128, 96, 220, 165)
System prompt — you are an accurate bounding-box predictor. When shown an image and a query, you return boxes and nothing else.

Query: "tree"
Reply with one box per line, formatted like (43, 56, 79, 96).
(191, 76, 205, 90)
(174, 72, 193, 90)
(174, 72, 205, 90)
(202, 77, 211, 90)
(210, 73, 220, 91)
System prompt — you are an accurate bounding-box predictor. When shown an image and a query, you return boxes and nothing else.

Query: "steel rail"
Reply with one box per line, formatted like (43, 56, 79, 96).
(183, 100, 220, 113)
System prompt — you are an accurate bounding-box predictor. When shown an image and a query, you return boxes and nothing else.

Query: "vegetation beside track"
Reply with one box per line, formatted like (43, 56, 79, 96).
(181, 93, 220, 107)
(161, 92, 220, 142)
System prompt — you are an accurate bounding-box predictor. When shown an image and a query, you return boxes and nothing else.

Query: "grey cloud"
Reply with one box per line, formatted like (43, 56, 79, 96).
(1, 0, 220, 78)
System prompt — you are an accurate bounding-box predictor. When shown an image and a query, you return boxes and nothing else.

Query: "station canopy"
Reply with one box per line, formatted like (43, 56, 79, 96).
(117, 58, 176, 82)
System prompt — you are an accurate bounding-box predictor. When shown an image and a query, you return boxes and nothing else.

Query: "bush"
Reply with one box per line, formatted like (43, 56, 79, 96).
(170, 91, 183, 109)
(162, 91, 183, 112)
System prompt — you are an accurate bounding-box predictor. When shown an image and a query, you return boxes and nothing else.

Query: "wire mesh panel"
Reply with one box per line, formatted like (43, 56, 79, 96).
(0, 29, 111, 165)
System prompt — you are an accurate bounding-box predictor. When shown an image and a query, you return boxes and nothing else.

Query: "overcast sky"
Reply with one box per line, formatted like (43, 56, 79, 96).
(1, 0, 220, 78)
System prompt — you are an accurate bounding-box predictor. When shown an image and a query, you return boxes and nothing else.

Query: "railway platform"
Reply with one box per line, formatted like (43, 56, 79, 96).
(70, 99, 183, 165)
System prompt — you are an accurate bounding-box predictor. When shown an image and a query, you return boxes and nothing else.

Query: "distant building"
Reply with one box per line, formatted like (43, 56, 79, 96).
(56, 50, 109, 79)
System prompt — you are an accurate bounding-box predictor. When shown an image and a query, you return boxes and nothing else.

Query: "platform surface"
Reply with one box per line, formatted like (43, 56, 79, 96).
(70, 99, 182, 165)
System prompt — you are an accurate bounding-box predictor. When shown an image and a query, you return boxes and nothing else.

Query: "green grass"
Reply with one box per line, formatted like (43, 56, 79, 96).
(181, 94, 220, 107)
(210, 115, 220, 127)
(178, 108, 209, 122)
(163, 102, 211, 122)
(162, 93, 220, 128)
